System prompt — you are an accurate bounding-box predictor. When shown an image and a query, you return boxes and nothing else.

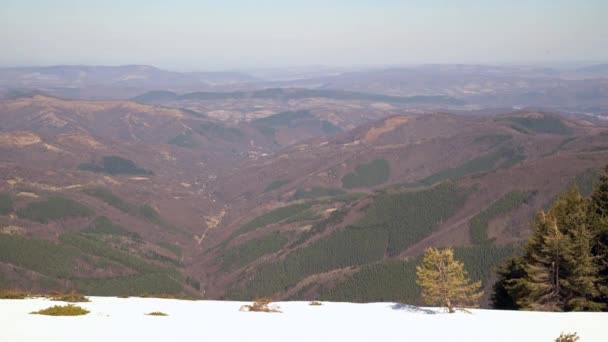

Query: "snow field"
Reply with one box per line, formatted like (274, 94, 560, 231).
(1, 297, 606, 342)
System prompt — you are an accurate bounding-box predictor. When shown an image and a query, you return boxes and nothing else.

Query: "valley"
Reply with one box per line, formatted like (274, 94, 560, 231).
(1, 75, 607, 305)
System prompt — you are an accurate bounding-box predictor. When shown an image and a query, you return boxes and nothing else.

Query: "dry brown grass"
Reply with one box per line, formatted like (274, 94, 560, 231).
(48, 291, 90, 303)
(145, 311, 168, 316)
(138, 293, 199, 300)
(30, 304, 90, 316)
(363, 116, 412, 143)
(0, 132, 41, 147)
(555, 332, 580, 342)
(309, 301, 323, 306)
(240, 297, 282, 313)
(0, 289, 31, 299)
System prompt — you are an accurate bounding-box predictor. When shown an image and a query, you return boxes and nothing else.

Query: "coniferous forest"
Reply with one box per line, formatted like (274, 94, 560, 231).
(492, 165, 608, 311)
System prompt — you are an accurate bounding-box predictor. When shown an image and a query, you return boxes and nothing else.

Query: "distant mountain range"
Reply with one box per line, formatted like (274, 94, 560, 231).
(132, 88, 463, 106)
(1, 64, 606, 114)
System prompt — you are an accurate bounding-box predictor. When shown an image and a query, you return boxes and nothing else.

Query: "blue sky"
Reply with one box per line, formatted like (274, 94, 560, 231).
(0, 0, 606, 70)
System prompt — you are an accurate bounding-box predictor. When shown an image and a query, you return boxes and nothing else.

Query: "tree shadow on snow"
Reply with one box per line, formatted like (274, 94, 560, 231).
(389, 304, 437, 314)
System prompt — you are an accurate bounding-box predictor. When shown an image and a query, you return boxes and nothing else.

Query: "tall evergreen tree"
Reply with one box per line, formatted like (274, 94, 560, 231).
(416, 247, 483, 313)
(491, 256, 525, 310)
(588, 165, 608, 306)
(513, 211, 564, 311)
(505, 187, 604, 311)
(552, 187, 603, 311)
(590, 165, 608, 218)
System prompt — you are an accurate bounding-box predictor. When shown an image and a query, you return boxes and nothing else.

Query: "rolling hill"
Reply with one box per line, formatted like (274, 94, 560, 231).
(1, 94, 607, 306)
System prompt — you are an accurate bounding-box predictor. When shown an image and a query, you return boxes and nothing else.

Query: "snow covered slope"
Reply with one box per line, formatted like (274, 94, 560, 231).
(1, 297, 606, 342)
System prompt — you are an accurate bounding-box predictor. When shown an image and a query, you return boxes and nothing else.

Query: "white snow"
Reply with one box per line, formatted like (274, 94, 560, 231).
(1, 297, 607, 342)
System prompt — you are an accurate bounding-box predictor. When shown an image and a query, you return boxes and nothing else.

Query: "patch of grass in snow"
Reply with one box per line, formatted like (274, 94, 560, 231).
(30, 304, 89, 316)
(555, 332, 580, 342)
(146, 311, 168, 316)
(240, 298, 282, 313)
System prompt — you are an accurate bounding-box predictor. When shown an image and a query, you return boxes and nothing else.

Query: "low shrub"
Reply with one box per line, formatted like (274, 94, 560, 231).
(31, 304, 90, 316)
(146, 311, 168, 316)
(555, 332, 580, 342)
(49, 291, 90, 303)
(0, 289, 30, 299)
(309, 301, 322, 306)
(240, 297, 281, 313)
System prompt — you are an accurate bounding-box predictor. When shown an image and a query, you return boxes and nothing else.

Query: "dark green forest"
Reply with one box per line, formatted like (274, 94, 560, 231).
(318, 244, 514, 304)
(420, 146, 525, 185)
(79, 156, 151, 175)
(342, 159, 391, 188)
(499, 114, 573, 135)
(17, 196, 94, 223)
(354, 182, 467, 255)
(469, 191, 535, 244)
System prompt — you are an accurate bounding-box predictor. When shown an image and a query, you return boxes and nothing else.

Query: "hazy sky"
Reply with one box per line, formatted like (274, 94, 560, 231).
(0, 0, 606, 70)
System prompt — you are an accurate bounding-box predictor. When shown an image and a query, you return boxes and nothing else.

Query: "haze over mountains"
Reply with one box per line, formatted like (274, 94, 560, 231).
(1, 64, 607, 115)
(0, 63, 607, 304)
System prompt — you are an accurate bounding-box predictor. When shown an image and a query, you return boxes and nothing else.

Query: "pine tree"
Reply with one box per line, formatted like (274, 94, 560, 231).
(513, 211, 564, 311)
(491, 256, 525, 310)
(416, 247, 483, 313)
(509, 187, 604, 311)
(588, 165, 608, 306)
(551, 187, 603, 311)
(590, 165, 608, 218)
